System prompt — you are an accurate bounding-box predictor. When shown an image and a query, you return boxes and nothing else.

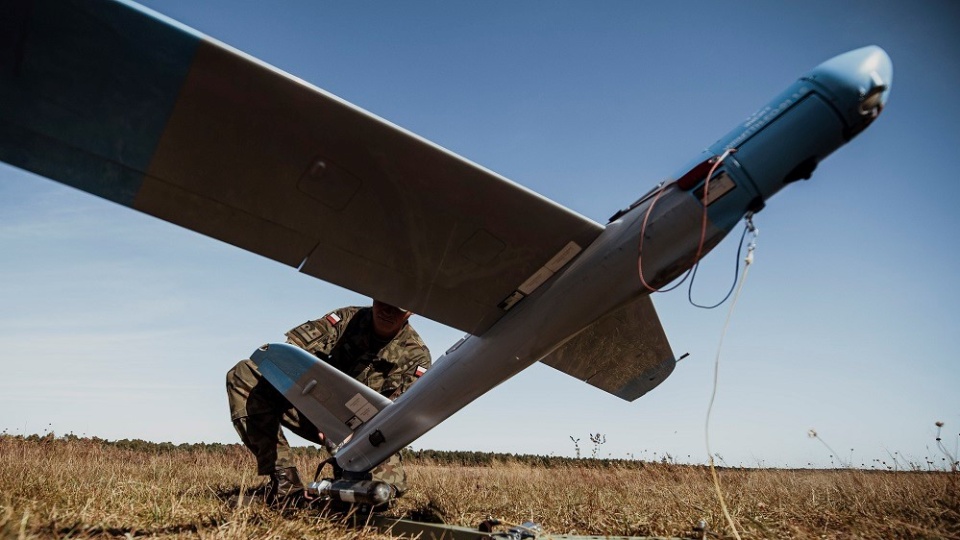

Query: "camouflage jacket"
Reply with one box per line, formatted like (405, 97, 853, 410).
(285, 306, 431, 399)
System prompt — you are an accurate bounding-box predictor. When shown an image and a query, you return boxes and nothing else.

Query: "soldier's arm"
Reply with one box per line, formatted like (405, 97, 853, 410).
(393, 340, 432, 398)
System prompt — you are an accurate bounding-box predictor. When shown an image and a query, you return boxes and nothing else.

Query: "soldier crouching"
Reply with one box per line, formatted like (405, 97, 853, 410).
(225, 300, 431, 505)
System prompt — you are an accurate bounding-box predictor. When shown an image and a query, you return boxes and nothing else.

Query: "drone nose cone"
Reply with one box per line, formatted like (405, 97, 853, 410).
(806, 46, 893, 131)
(813, 46, 892, 101)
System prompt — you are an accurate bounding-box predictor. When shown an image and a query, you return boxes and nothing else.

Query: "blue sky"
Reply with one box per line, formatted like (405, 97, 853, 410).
(2, 0, 958, 469)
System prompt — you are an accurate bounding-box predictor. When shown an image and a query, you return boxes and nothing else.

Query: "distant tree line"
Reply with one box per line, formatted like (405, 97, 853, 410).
(2, 432, 651, 468)
(401, 448, 648, 469)
(4, 432, 247, 454)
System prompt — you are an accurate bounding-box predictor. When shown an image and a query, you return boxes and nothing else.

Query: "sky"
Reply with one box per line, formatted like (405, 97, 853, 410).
(2, 0, 959, 469)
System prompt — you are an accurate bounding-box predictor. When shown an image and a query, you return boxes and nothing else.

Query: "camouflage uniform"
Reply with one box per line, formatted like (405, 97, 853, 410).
(226, 306, 431, 493)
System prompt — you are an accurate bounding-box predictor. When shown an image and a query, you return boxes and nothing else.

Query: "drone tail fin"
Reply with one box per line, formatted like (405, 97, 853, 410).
(251, 343, 392, 446)
(540, 296, 675, 401)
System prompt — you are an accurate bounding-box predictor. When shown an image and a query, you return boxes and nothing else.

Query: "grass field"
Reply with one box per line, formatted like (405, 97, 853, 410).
(1, 434, 957, 539)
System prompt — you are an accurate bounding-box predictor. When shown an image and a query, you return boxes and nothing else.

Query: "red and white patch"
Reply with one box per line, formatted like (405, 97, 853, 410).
(325, 313, 342, 325)
(414, 366, 428, 377)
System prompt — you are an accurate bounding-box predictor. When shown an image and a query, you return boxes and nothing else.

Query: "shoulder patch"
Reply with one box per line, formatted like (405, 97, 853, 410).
(325, 313, 342, 325)
(414, 365, 428, 377)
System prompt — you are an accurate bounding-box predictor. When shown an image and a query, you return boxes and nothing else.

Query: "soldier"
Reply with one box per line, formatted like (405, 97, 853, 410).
(226, 299, 431, 505)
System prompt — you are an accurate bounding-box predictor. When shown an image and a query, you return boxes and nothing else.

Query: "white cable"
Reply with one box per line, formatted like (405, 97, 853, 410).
(704, 221, 757, 540)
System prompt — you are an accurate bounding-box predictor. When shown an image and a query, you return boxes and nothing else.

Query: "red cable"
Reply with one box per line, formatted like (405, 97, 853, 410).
(636, 181, 672, 292)
(637, 148, 737, 293)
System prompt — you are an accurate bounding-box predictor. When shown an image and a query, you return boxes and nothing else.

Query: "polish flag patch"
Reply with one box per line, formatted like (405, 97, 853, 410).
(414, 366, 428, 377)
(325, 313, 342, 325)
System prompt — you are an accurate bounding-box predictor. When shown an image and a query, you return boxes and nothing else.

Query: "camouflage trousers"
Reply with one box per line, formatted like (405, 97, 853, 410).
(225, 358, 407, 492)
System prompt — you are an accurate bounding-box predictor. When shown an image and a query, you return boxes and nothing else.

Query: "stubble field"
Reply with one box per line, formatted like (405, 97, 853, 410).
(0, 434, 957, 539)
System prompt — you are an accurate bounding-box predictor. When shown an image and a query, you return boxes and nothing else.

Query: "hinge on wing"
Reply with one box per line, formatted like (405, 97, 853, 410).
(498, 241, 582, 311)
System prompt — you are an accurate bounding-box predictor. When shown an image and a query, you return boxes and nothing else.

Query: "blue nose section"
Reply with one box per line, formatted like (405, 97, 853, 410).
(704, 46, 894, 205)
(805, 46, 893, 128)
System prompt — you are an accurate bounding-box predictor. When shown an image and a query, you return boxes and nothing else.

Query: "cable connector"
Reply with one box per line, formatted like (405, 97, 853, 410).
(745, 211, 758, 234)
(744, 214, 758, 266)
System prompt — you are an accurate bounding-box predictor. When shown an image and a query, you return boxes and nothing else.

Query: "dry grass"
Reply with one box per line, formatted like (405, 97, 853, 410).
(1, 435, 957, 539)
(397, 462, 959, 539)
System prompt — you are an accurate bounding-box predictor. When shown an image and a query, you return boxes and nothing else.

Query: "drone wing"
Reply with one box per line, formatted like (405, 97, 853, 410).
(0, 0, 602, 335)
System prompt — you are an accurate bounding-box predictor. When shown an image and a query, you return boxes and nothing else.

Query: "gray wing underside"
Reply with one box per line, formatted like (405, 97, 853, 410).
(144, 42, 603, 335)
(0, 0, 603, 336)
(1, 1, 678, 405)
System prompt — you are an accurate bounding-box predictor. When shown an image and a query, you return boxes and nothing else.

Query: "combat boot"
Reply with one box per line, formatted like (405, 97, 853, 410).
(266, 466, 305, 506)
